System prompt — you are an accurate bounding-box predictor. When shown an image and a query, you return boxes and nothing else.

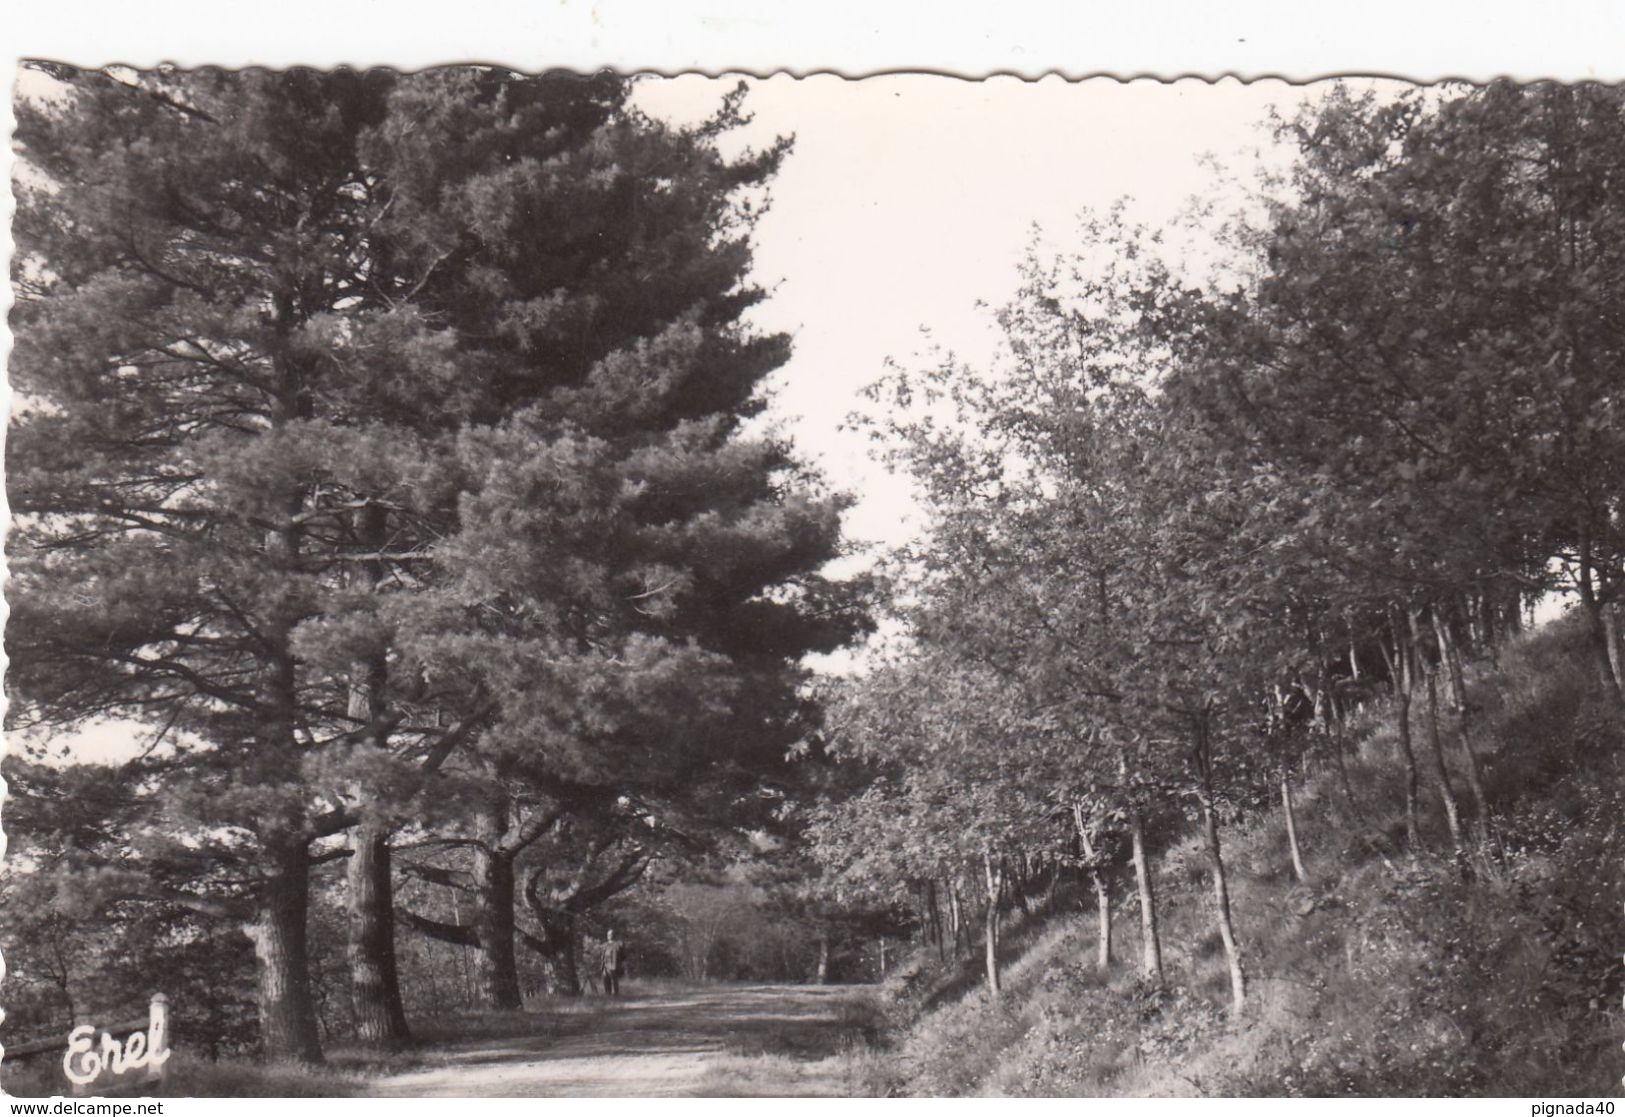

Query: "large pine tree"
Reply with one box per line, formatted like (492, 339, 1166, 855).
(9, 66, 863, 1062)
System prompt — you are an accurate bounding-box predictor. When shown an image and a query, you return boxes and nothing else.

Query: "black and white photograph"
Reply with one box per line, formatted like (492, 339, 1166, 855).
(2, 6, 1624, 1101)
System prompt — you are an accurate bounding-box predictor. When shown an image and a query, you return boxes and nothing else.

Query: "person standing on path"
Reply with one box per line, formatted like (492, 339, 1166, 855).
(600, 928, 627, 996)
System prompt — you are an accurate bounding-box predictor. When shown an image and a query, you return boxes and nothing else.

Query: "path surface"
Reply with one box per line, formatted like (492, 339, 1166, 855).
(368, 984, 868, 1097)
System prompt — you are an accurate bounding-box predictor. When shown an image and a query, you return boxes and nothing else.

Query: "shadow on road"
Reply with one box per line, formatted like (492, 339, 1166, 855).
(368, 983, 875, 1098)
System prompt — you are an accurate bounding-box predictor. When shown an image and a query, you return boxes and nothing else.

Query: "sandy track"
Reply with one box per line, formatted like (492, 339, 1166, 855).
(367, 984, 864, 1098)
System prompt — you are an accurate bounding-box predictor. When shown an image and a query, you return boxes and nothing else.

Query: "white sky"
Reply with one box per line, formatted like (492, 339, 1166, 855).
(636, 75, 1323, 558)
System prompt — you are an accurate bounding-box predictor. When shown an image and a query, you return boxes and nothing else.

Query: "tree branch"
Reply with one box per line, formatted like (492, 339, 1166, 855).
(399, 861, 477, 892)
(396, 907, 479, 947)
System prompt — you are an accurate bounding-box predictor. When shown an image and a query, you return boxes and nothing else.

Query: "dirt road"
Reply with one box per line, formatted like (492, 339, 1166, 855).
(367, 984, 874, 1098)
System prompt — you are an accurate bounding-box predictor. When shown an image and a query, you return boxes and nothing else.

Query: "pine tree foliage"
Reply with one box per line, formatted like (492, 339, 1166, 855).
(8, 65, 864, 1061)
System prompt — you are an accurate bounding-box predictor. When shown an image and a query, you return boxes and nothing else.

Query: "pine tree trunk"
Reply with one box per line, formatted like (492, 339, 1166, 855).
(1128, 806, 1163, 984)
(562, 923, 583, 996)
(250, 400, 322, 1062)
(342, 503, 410, 1047)
(539, 910, 581, 996)
(346, 821, 411, 1049)
(473, 808, 522, 1009)
(250, 844, 324, 1063)
(1281, 775, 1309, 883)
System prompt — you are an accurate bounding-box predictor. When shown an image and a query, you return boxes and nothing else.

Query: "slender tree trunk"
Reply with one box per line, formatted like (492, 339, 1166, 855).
(982, 850, 1003, 997)
(1200, 796, 1247, 1018)
(1202, 783, 1248, 1021)
(420, 934, 442, 1007)
(1074, 805, 1111, 971)
(1331, 724, 1361, 817)
(1014, 853, 1038, 916)
(1128, 805, 1163, 984)
(816, 933, 830, 984)
(1477, 588, 1500, 664)
(1281, 775, 1309, 883)
(347, 821, 411, 1049)
(1090, 868, 1111, 971)
(1423, 667, 1465, 851)
(1503, 587, 1524, 636)
(935, 879, 948, 960)
(1409, 610, 1464, 852)
(1435, 607, 1464, 709)
(1577, 537, 1622, 696)
(1381, 623, 1422, 849)
(450, 887, 474, 1005)
(1432, 608, 1492, 839)
(948, 879, 965, 958)
(1323, 680, 1364, 821)
(1195, 727, 1245, 1019)
(1603, 603, 1625, 701)
(250, 844, 324, 1063)
(1395, 686, 1422, 849)
(472, 807, 522, 1009)
(925, 879, 944, 962)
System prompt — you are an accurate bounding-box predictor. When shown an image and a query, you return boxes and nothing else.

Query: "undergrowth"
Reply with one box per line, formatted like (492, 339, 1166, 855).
(870, 616, 1625, 1097)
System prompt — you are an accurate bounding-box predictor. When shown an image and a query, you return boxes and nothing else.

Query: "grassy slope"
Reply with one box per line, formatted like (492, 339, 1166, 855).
(874, 617, 1625, 1097)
